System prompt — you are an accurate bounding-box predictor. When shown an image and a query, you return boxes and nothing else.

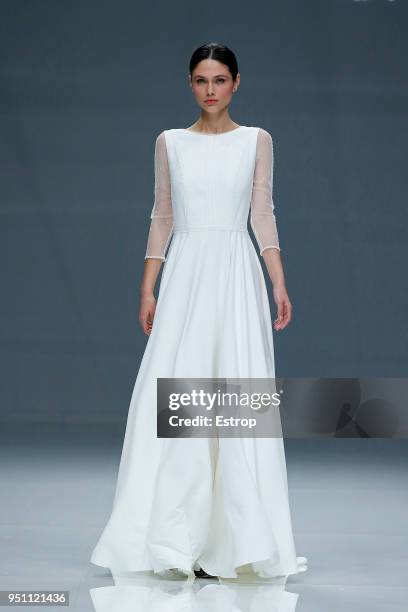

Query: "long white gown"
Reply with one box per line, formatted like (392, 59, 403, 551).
(90, 125, 307, 580)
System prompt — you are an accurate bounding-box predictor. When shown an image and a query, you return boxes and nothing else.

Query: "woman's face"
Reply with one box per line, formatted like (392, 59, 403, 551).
(189, 59, 239, 112)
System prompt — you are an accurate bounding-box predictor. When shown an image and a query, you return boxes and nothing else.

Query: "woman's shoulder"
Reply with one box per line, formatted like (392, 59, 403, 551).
(153, 129, 180, 148)
(155, 128, 179, 138)
(254, 126, 272, 140)
(155, 130, 167, 141)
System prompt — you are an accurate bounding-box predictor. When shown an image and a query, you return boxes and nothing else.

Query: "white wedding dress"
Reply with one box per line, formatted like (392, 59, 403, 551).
(90, 125, 307, 580)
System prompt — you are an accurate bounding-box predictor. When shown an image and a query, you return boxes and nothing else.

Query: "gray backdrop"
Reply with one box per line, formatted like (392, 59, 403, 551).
(1, 0, 407, 423)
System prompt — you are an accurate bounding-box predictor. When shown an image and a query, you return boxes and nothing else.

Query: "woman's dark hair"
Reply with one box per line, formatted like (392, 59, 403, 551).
(189, 43, 239, 81)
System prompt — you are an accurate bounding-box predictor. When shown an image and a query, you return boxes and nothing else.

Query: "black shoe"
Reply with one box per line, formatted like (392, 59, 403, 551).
(194, 567, 217, 579)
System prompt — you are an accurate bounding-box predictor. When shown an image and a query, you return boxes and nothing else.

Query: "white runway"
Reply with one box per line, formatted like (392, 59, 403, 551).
(0, 423, 407, 611)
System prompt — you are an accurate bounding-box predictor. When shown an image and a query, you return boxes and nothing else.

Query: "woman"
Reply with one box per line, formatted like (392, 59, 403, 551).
(90, 42, 307, 582)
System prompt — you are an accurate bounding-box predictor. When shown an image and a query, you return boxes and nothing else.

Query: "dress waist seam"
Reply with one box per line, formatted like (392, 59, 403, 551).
(174, 225, 248, 233)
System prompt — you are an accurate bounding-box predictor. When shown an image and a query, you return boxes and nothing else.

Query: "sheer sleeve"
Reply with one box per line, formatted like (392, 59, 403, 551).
(250, 128, 281, 255)
(144, 131, 174, 261)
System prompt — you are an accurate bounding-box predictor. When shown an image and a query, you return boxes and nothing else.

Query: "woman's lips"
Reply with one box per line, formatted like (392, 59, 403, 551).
(205, 100, 218, 105)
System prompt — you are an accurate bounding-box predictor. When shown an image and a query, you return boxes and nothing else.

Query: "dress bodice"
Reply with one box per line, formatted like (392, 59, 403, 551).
(145, 126, 281, 261)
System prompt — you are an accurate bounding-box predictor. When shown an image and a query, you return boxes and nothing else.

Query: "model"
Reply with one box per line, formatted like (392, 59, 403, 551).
(90, 42, 307, 582)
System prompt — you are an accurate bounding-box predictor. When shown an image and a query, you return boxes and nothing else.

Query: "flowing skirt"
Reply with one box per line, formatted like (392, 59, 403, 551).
(90, 228, 307, 579)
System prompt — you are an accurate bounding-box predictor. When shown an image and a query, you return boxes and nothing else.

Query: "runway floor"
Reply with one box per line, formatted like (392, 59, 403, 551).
(0, 422, 407, 611)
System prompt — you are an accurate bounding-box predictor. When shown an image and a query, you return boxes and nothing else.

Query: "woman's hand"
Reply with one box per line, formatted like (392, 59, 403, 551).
(261, 250, 291, 330)
(139, 293, 157, 336)
(272, 283, 292, 330)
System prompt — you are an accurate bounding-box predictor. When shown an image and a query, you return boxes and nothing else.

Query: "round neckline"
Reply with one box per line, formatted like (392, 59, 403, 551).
(182, 126, 245, 136)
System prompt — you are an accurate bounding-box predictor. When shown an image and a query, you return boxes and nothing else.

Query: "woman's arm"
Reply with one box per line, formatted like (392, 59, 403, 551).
(139, 132, 174, 335)
(250, 128, 292, 330)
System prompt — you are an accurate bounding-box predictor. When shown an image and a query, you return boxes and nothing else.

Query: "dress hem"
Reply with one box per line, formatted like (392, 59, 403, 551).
(90, 554, 308, 581)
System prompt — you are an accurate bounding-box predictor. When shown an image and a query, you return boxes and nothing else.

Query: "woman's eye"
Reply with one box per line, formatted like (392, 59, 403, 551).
(196, 78, 226, 84)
